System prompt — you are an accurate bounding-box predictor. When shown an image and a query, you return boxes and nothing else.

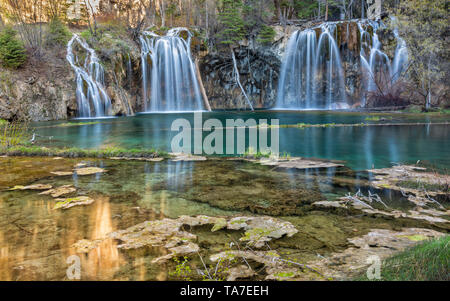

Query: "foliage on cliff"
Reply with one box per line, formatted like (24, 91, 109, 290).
(0, 27, 27, 69)
(45, 18, 72, 47)
(389, 0, 449, 109)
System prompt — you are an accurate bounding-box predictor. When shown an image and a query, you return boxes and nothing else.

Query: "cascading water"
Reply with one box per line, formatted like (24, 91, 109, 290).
(67, 35, 112, 118)
(276, 20, 408, 110)
(140, 28, 204, 112)
(359, 19, 409, 106)
(276, 23, 347, 109)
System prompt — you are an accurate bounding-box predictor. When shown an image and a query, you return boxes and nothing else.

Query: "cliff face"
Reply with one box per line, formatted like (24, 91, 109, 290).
(0, 32, 143, 122)
(0, 49, 76, 121)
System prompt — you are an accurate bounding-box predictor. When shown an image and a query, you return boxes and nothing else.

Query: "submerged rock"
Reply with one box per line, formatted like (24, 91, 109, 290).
(53, 196, 95, 209)
(39, 185, 76, 198)
(75, 167, 107, 175)
(368, 165, 449, 198)
(254, 157, 344, 170)
(227, 216, 298, 248)
(72, 239, 103, 253)
(309, 228, 446, 279)
(170, 153, 207, 162)
(9, 184, 53, 191)
(51, 167, 107, 176)
(50, 171, 73, 176)
(74, 215, 298, 266)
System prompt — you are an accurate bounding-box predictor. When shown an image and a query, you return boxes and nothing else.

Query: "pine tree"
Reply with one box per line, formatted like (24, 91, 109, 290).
(0, 27, 27, 69)
(257, 24, 276, 45)
(218, 0, 245, 46)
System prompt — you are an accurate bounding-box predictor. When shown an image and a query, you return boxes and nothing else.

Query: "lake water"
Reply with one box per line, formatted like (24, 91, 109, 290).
(32, 111, 450, 170)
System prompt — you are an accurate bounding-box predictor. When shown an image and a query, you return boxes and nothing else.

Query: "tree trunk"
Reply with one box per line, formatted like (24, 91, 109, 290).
(230, 47, 254, 111)
(325, 0, 329, 21)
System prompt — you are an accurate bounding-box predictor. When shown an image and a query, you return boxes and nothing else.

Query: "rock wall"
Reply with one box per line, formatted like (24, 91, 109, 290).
(0, 33, 143, 122)
(200, 47, 281, 109)
(0, 49, 76, 121)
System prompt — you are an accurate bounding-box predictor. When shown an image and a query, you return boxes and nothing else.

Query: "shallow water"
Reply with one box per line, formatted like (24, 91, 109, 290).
(0, 156, 443, 280)
(32, 111, 450, 170)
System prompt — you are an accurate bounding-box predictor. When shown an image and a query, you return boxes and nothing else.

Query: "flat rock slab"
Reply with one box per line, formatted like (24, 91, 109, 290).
(50, 171, 73, 176)
(39, 185, 76, 198)
(227, 216, 298, 248)
(309, 228, 446, 280)
(51, 167, 107, 176)
(244, 157, 343, 170)
(109, 157, 164, 162)
(170, 153, 207, 162)
(313, 201, 347, 209)
(368, 165, 450, 197)
(9, 184, 53, 191)
(73, 215, 297, 265)
(75, 167, 107, 175)
(54, 196, 95, 209)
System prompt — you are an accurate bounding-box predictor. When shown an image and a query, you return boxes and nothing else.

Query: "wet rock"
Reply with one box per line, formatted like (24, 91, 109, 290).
(77, 215, 297, 266)
(9, 184, 53, 191)
(309, 228, 446, 279)
(227, 216, 298, 248)
(209, 250, 310, 280)
(50, 171, 73, 176)
(75, 167, 107, 176)
(226, 265, 256, 281)
(108, 218, 197, 250)
(368, 165, 449, 199)
(109, 157, 164, 162)
(246, 157, 344, 170)
(39, 185, 76, 198)
(72, 239, 103, 253)
(313, 201, 347, 209)
(170, 153, 207, 162)
(200, 46, 281, 109)
(54, 196, 95, 209)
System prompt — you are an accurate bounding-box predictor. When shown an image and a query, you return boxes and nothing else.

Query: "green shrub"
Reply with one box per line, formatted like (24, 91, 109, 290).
(0, 27, 27, 69)
(257, 24, 276, 45)
(46, 18, 72, 47)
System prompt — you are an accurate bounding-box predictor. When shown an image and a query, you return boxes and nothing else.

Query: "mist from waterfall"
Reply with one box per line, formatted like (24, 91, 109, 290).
(140, 28, 204, 112)
(276, 20, 409, 110)
(276, 23, 347, 110)
(67, 35, 112, 118)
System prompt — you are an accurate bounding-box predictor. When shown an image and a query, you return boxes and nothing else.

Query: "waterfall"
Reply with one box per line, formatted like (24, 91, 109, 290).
(276, 23, 347, 110)
(66, 35, 112, 118)
(276, 20, 409, 110)
(140, 28, 204, 112)
(358, 19, 408, 106)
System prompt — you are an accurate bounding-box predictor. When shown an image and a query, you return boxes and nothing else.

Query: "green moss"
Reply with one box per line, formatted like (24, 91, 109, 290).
(0, 145, 169, 159)
(397, 180, 448, 192)
(56, 121, 100, 127)
(274, 272, 295, 278)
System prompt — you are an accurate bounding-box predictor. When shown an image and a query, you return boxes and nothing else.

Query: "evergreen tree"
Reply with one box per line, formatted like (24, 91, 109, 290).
(218, 0, 245, 46)
(46, 18, 72, 47)
(257, 24, 276, 45)
(0, 26, 27, 69)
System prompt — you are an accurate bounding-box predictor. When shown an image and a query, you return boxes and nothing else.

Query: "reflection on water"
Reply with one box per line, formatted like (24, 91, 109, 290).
(33, 111, 450, 169)
(0, 156, 444, 280)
